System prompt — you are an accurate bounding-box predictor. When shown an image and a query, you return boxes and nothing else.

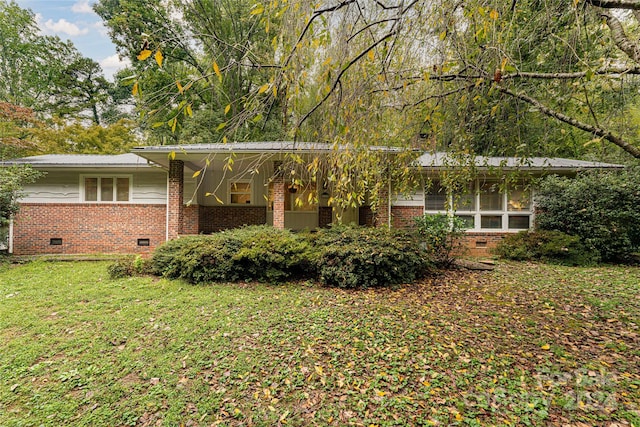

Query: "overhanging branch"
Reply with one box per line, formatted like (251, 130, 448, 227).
(587, 0, 640, 9)
(497, 85, 640, 159)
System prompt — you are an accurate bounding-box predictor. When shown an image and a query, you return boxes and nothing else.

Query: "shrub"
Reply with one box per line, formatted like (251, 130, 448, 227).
(494, 230, 599, 266)
(232, 226, 313, 283)
(535, 171, 640, 263)
(151, 226, 312, 284)
(413, 214, 466, 268)
(108, 255, 155, 279)
(312, 225, 432, 289)
(107, 257, 134, 279)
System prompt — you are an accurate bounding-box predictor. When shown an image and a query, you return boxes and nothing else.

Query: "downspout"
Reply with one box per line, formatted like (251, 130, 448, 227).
(388, 170, 392, 229)
(8, 219, 13, 254)
(165, 172, 170, 242)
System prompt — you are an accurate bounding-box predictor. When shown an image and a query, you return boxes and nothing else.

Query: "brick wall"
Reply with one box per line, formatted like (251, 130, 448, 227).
(318, 206, 333, 228)
(183, 205, 199, 235)
(12, 203, 166, 255)
(461, 232, 507, 257)
(391, 206, 424, 229)
(199, 206, 267, 233)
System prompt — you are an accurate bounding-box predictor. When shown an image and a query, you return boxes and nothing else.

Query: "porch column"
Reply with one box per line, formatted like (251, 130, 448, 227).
(272, 175, 286, 230)
(373, 186, 390, 228)
(168, 159, 184, 240)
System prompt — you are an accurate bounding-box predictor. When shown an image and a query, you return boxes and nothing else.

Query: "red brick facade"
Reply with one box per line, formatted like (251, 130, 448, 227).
(183, 205, 200, 235)
(390, 206, 424, 229)
(199, 206, 267, 233)
(12, 203, 166, 255)
(460, 232, 508, 257)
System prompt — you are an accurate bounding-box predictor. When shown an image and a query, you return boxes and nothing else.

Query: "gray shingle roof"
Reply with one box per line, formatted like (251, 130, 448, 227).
(417, 152, 624, 170)
(132, 141, 403, 153)
(1, 153, 152, 168)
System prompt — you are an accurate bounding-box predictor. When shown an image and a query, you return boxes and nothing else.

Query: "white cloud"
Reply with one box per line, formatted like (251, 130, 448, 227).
(93, 21, 109, 37)
(71, 1, 95, 14)
(100, 54, 131, 78)
(41, 18, 89, 36)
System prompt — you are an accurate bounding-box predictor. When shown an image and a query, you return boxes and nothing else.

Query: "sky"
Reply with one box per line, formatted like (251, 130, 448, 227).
(15, 0, 130, 80)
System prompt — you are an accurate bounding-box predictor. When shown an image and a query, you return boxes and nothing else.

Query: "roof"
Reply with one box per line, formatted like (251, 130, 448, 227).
(1, 153, 153, 168)
(417, 152, 624, 170)
(131, 141, 402, 154)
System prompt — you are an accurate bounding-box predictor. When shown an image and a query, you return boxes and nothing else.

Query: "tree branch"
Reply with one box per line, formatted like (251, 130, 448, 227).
(502, 67, 640, 79)
(282, 0, 357, 69)
(295, 30, 398, 129)
(497, 86, 640, 159)
(587, 0, 640, 9)
(599, 10, 640, 63)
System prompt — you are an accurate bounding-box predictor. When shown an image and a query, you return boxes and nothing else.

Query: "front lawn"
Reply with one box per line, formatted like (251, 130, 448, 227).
(0, 261, 638, 426)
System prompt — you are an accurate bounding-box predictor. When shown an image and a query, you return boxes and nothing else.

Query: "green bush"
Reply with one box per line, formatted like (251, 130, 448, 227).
(107, 255, 155, 279)
(312, 225, 432, 289)
(494, 230, 599, 266)
(413, 214, 466, 268)
(233, 226, 313, 283)
(535, 171, 640, 263)
(107, 257, 134, 279)
(151, 226, 312, 284)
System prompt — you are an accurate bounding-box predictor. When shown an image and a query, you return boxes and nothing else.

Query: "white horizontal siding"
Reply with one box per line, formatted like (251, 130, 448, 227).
(392, 189, 424, 207)
(20, 170, 169, 204)
(20, 171, 79, 202)
(131, 171, 167, 204)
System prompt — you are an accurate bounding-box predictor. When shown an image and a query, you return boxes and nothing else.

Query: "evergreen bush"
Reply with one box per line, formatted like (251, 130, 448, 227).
(313, 225, 432, 289)
(535, 171, 640, 262)
(494, 230, 599, 266)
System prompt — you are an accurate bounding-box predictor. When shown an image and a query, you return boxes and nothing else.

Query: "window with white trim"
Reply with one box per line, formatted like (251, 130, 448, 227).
(82, 176, 131, 202)
(229, 181, 252, 204)
(425, 179, 533, 231)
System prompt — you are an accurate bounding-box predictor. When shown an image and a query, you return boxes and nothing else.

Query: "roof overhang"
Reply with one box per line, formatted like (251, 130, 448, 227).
(416, 152, 625, 173)
(131, 141, 404, 170)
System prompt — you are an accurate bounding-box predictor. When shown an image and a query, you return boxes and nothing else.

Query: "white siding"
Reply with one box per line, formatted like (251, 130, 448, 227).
(21, 170, 168, 204)
(20, 171, 80, 202)
(131, 171, 168, 204)
(392, 188, 425, 207)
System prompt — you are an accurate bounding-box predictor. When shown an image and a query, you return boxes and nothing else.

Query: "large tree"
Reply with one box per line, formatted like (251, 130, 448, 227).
(120, 0, 640, 160)
(262, 0, 640, 160)
(94, 0, 285, 144)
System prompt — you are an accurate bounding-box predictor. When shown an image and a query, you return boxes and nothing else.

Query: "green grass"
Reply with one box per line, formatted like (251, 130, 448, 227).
(1, 261, 639, 426)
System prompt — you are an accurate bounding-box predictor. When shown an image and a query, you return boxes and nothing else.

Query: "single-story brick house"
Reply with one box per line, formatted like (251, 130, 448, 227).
(1, 142, 623, 256)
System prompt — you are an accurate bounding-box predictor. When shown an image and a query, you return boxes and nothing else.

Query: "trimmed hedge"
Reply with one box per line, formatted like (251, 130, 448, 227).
(151, 226, 312, 284)
(312, 225, 433, 289)
(150, 225, 435, 288)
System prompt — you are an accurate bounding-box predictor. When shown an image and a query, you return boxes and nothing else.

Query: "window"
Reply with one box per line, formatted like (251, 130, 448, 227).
(82, 176, 130, 202)
(479, 181, 503, 211)
(424, 179, 533, 231)
(425, 182, 447, 211)
(230, 181, 252, 204)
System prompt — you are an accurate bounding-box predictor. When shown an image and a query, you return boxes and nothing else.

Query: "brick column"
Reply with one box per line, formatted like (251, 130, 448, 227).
(272, 175, 286, 230)
(373, 186, 390, 228)
(168, 159, 184, 239)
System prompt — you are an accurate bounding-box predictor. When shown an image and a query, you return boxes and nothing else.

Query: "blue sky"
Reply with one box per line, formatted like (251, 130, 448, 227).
(15, 0, 129, 80)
